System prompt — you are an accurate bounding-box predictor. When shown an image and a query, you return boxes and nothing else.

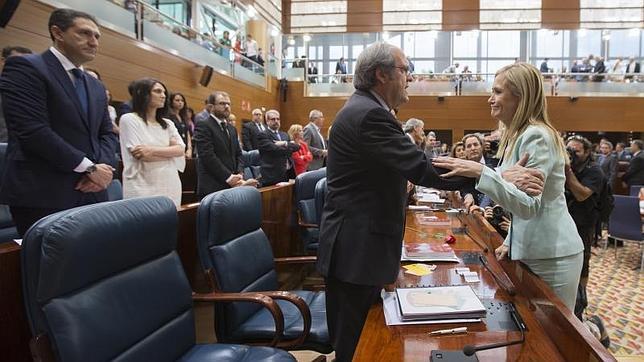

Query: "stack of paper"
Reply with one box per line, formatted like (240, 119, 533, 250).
(402, 243, 459, 262)
(415, 213, 451, 226)
(396, 285, 486, 321)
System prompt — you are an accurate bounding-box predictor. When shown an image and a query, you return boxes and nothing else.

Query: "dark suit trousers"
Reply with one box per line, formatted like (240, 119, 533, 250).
(10, 206, 64, 237)
(325, 275, 380, 362)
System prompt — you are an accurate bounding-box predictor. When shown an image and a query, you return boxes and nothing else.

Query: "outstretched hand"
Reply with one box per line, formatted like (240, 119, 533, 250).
(432, 157, 484, 179)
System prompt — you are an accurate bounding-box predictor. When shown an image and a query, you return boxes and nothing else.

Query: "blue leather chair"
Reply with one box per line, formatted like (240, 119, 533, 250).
(197, 187, 331, 353)
(294, 168, 326, 251)
(314, 177, 327, 226)
(629, 185, 642, 197)
(21, 196, 296, 362)
(241, 149, 261, 180)
(607, 195, 643, 271)
(106, 179, 123, 201)
(0, 143, 18, 243)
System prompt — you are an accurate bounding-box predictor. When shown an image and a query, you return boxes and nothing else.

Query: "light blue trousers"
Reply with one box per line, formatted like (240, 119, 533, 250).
(522, 252, 584, 312)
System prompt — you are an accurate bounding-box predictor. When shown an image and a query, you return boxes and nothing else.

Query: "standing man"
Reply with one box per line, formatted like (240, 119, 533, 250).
(302, 109, 327, 170)
(623, 139, 644, 188)
(316, 42, 474, 361)
(0, 46, 33, 142)
(256, 109, 300, 186)
(241, 108, 265, 151)
(0, 8, 117, 236)
(540, 58, 550, 73)
(193, 91, 256, 199)
(597, 140, 617, 187)
(194, 97, 213, 124)
(564, 136, 604, 319)
(615, 142, 632, 161)
(624, 57, 640, 81)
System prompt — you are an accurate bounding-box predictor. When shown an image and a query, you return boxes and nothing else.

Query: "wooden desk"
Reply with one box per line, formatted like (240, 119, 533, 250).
(0, 242, 31, 362)
(353, 211, 614, 362)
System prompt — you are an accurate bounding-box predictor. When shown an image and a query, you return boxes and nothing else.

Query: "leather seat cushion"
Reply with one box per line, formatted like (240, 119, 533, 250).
(179, 344, 295, 362)
(232, 290, 328, 344)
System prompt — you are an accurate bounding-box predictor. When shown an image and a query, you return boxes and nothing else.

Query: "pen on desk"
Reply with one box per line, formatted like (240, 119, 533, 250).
(429, 327, 467, 335)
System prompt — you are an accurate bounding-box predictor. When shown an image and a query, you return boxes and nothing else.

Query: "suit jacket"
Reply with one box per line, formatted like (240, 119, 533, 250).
(302, 122, 326, 170)
(598, 153, 617, 186)
(257, 129, 300, 186)
(193, 115, 242, 198)
(316, 90, 473, 286)
(476, 125, 584, 260)
(0, 50, 117, 209)
(623, 151, 644, 187)
(241, 120, 264, 151)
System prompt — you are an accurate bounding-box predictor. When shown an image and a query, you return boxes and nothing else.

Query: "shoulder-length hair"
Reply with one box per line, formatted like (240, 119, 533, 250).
(495, 63, 565, 160)
(131, 78, 169, 129)
(169, 92, 189, 123)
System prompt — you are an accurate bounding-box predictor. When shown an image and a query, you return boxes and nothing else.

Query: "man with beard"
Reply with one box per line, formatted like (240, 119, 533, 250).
(564, 136, 604, 319)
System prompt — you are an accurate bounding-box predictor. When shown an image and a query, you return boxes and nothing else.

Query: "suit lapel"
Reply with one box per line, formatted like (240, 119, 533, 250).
(42, 51, 90, 130)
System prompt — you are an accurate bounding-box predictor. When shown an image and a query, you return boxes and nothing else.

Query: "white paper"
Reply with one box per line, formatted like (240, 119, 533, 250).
(13, 239, 22, 246)
(408, 205, 431, 211)
(381, 290, 481, 326)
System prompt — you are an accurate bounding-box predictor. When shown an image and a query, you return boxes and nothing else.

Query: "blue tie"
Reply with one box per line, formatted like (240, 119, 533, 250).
(71, 68, 88, 117)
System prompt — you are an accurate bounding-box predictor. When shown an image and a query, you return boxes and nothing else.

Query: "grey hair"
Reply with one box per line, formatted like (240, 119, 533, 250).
(309, 109, 323, 121)
(599, 139, 613, 150)
(265, 109, 280, 118)
(427, 131, 436, 138)
(353, 42, 398, 91)
(403, 118, 424, 133)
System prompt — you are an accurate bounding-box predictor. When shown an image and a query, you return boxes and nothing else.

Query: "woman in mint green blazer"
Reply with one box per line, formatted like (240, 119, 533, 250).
(433, 63, 584, 312)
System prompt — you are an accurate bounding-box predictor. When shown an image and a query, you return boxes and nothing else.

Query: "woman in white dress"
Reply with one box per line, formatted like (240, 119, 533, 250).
(119, 78, 185, 206)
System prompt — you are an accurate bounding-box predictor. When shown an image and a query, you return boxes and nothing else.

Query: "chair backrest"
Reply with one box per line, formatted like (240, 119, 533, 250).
(196, 187, 278, 338)
(106, 179, 123, 201)
(0, 142, 7, 175)
(314, 177, 327, 225)
(21, 197, 195, 362)
(294, 168, 326, 224)
(241, 149, 261, 180)
(0, 143, 17, 242)
(608, 195, 642, 241)
(629, 185, 642, 197)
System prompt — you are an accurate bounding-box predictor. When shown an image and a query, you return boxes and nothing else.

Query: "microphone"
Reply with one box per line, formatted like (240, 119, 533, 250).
(462, 303, 526, 356)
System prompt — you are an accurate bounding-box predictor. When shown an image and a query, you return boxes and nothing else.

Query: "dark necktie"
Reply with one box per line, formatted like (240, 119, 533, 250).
(274, 131, 281, 141)
(71, 68, 88, 117)
(220, 122, 231, 148)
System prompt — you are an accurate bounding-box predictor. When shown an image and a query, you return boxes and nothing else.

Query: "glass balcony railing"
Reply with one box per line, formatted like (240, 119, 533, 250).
(56, 0, 273, 89)
(298, 71, 644, 97)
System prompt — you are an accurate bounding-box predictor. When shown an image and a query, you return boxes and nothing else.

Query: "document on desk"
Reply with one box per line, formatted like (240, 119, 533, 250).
(381, 290, 481, 326)
(396, 285, 486, 321)
(401, 243, 460, 262)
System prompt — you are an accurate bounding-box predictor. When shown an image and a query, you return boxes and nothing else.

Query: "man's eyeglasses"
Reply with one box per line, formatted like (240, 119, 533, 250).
(393, 65, 411, 76)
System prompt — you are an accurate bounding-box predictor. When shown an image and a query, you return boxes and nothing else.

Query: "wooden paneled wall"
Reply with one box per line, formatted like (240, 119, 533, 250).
(281, 82, 644, 144)
(0, 0, 280, 132)
(542, 0, 580, 30)
(347, 0, 383, 33)
(442, 0, 479, 31)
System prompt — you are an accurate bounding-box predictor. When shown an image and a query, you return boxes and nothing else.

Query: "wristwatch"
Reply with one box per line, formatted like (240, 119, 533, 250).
(85, 164, 97, 174)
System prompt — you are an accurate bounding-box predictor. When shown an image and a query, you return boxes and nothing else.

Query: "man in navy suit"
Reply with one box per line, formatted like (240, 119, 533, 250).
(0, 8, 117, 236)
(257, 109, 300, 186)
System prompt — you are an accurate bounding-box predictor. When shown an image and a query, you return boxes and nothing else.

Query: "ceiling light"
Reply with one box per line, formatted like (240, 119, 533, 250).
(246, 5, 256, 18)
(303, 34, 312, 42)
(382, 31, 390, 41)
(288, 37, 295, 45)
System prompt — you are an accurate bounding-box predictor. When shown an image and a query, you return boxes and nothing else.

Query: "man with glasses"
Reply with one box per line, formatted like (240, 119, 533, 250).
(303, 109, 327, 170)
(316, 42, 474, 361)
(256, 109, 300, 186)
(242, 108, 265, 151)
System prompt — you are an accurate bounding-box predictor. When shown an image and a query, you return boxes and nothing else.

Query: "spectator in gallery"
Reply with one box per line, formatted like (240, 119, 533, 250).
(219, 30, 231, 58)
(592, 56, 606, 82)
(288, 124, 313, 176)
(335, 57, 347, 74)
(119, 78, 186, 207)
(540, 58, 550, 73)
(308, 60, 318, 83)
(624, 56, 640, 81)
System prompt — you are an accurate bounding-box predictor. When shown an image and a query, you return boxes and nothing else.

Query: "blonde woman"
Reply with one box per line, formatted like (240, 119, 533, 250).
(288, 124, 313, 175)
(433, 63, 584, 311)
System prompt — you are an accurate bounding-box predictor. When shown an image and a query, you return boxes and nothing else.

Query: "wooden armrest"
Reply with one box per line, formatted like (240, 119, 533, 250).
(298, 211, 319, 229)
(261, 291, 312, 349)
(192, 291, 285, 347)
(274, 256, 317, 265)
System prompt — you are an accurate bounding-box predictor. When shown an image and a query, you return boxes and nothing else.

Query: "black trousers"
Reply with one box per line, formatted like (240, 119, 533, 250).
(10, 206, 63, 237)
(325, 275, 381, 362)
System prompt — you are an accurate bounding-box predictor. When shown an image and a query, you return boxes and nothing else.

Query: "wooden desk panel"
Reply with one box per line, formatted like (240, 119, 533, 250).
(0, 242, 31, 362)
(353, 211, 614, 362)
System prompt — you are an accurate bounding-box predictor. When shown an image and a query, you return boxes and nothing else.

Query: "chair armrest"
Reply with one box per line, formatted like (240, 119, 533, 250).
(261, 291, 312, 349)
(298, 212, 319, 228)
(192, 291, 285, 347)
(274, 256, 317, 265)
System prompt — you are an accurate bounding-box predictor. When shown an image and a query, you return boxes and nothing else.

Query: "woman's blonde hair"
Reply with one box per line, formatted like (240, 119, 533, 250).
(450, 142, 464, 158)
(288, 124, 303, 140)
(494, 63, 566, 160)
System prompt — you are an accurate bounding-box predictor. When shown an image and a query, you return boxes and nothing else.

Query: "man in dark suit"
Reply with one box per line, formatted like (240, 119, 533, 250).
(257, 109, 300, 186)
(624, 57, 640, 81)
(623, 139, 644, 188)
(241, 108, 265, 151)
(302, 109, 327, 170)
(193, 91, 257, 199)
(315, 42, 474, 361)
(0, 8, 117, 236)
